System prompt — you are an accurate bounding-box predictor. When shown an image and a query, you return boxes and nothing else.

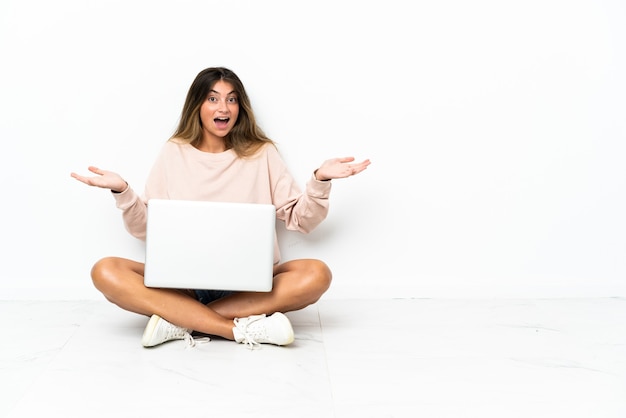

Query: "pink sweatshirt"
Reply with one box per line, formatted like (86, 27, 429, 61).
(112, 141, 332, 263)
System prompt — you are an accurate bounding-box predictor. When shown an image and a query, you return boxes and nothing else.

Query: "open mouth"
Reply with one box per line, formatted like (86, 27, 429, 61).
(214, 117, 230, 129)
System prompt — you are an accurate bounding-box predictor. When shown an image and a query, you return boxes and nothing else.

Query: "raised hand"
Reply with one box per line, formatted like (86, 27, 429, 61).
(70, 166, 128, 193)
(314, 157, 371, 181)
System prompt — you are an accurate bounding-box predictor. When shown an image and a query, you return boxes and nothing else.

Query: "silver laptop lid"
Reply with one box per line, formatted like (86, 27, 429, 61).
(144, 199, 275, 292)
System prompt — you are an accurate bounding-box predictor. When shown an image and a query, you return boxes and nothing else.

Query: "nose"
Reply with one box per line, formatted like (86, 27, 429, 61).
(217, 99, 229, 112)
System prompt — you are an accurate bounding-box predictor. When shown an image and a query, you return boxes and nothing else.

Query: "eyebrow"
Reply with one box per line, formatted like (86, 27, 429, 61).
(209, 89, 237, 95)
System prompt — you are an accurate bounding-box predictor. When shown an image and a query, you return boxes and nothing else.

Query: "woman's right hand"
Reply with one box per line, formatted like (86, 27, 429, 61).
(70, 166, 128, 193)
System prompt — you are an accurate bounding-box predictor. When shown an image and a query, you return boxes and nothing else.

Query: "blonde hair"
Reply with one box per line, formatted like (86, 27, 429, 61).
(170, 67, 274, 157)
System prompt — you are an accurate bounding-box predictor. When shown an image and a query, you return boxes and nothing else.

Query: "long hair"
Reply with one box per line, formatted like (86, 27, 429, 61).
(170, 67, 274, 157)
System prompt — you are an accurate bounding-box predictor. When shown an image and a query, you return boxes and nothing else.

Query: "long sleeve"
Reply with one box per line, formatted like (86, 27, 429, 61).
(266, 146, 332, 233)
(112, 185, 148, 240)
(110, 140, 333, 262)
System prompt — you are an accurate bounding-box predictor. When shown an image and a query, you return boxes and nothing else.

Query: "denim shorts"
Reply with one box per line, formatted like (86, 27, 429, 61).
(194, 289, 235, 305)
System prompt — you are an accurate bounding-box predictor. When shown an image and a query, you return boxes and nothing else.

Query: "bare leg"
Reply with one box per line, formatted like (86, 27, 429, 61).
(90, 257, 332, 340)
(209, 258, 332, 319)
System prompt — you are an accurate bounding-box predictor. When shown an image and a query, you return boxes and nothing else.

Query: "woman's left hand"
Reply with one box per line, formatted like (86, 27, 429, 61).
(314, 157, 371, 181)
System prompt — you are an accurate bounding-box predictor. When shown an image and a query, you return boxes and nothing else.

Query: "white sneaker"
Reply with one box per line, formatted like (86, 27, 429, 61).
(233, 312, 294, 349)
(142, 314, 202, 348)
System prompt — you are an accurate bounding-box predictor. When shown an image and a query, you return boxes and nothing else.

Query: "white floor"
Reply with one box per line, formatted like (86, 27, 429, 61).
(1, 298, 625, 418)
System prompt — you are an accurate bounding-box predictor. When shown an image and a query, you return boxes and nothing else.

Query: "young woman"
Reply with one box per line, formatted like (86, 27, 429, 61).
(71, 67, 370, 349)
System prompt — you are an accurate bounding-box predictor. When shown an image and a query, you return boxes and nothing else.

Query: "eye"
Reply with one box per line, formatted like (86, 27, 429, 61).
(227, 96, 238, 104)
(208, 96, 218, 103)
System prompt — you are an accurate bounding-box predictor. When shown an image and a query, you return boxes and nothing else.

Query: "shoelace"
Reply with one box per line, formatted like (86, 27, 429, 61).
(234, 315, 265, 350)
(183, 333, 211, 349)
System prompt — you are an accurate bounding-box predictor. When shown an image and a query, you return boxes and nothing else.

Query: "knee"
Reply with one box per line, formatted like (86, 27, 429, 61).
(303, 259, 332, 296)
(90, 257, 124, 295)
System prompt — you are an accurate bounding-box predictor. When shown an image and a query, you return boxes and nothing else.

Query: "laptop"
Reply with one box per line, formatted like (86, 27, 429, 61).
(143, 199, 276, 292)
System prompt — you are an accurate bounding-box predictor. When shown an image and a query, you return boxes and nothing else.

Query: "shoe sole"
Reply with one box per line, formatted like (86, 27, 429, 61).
(141, 314, 161, 347)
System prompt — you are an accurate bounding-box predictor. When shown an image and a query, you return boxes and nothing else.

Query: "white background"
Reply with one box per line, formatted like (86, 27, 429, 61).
(1, 0, 624, 299)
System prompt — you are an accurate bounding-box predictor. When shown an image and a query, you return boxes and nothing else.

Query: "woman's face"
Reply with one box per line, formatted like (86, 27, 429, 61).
(199, 80, 240, 141)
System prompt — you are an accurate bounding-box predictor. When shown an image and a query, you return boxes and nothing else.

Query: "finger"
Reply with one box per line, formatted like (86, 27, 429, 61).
(351, 161, 370, 171)
(337, 157, 356, 164)
(70, 173, 91, 185)
(87, 166, 103, 175)
(349, 162, 370, 175)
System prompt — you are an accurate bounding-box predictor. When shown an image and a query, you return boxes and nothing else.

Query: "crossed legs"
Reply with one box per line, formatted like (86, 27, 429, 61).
(90, 256, 332, 341)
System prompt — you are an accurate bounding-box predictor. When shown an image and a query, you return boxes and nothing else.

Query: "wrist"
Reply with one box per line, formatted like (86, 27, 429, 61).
(314, 170, 330, 182)
(111, 182, 128, 194)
